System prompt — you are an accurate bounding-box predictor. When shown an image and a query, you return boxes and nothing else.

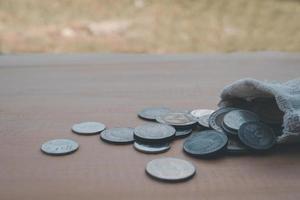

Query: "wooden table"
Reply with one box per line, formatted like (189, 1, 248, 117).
(0, 52, 300, 200)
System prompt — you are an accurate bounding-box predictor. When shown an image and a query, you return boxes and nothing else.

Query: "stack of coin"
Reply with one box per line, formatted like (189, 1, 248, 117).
(156, 112, 197, 138)
(133, 123, 175, 154)
(206, 98, 279, 154)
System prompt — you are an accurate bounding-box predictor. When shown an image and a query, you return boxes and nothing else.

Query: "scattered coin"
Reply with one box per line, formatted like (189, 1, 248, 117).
(175, 128, 193, 138)
(183, 130, 228, 157)
(41, 139, 79, 156)
(156, 112, 197, 128)
(238, 121, 277, 151)
(190, 109, 214, 120)
(197, 114, 211, 128)
(146, 157, 196, 182)
(223, 110, 259, 131)
(138, 107, 171, 121)
(209, 107, 236, 132)
(72, 122, 106, 135)
(133, 142, 170, 154)
(226, 138, 248, 154)
(221, 121, 238, 136)
(100, 128, 134, 144)
(42, 98, 285, 183)
(134, 123, 176, 143)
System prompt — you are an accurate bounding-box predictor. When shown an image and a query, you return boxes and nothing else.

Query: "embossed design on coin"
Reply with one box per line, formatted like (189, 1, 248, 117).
(41, 139, 79, 156)
(134, 123, 176, 143)
(138, 107, 171, 121)
(238, 122, 276, 150)
(72, 122, 106, 135)
(133, 142, 170, 154)
(183, 130, 228, 156)
(223, 110, 259, 131)
(100, 128, 134, 144)
(146, 157, 196, 182)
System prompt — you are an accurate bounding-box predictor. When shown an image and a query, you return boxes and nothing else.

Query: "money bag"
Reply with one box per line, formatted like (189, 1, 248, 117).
(219, 78, 300, 143)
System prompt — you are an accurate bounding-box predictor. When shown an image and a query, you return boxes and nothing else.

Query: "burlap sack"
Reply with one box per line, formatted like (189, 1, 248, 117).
(219, 78, 300, 143)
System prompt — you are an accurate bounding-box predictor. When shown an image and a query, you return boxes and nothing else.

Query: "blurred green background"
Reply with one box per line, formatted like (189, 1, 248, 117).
(0, 0, 299, 53)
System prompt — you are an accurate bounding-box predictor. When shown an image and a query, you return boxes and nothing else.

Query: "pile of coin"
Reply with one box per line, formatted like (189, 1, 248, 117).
(40, 97, 284, 182)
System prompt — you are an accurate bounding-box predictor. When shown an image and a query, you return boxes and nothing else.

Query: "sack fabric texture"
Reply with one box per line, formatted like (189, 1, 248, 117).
(219, 78, 300, 143)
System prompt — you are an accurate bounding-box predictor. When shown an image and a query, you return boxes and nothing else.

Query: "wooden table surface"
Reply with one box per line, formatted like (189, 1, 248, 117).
(0, 52, 300, 200)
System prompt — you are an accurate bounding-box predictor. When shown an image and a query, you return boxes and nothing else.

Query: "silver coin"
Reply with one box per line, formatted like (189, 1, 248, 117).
(197, 114, 211, 128)
(134, 123, 176, 143)
(72, 122, 106, 135)
(138, 107, 171, 121)
(175, 128, 193, 138)
(183, 130, 228, 157)
(100, 128, 134, 144)
(156, 112, 197, 127)
(133, 142, 170, 154)
(223, 110, 259, 131)
(238, 122, 276, 150)
(146, 157, 196, 182)
(221, 121, 238, 136)
(190, 109, 214, 120)
(41, 139, 79, 156)
(209, 107, 237, 132)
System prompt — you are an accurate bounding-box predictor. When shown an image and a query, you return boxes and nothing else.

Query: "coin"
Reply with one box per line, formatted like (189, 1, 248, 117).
(223, 110, 259, 131)
(156, 112, 197, 128)
(190, 109, 214, 120)
(41, 139, 79, 156)
(175, 128, 193, 138)
(134, 123, 176, 143)
(221, 121, 238, 136)
(238, 122, 277, 150)
(183, 130, 228, 157)
(100, 128, 134, 144)
(209, 107, 236, 132)
(133, 142, 170, 154)
(197, 114, 211, 128)
(226, 138, 248, 154)
(138, 107, 171, 121)
(146, 157, 196, 182)
(72, 122, 106, 135)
